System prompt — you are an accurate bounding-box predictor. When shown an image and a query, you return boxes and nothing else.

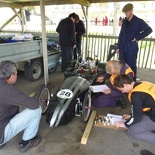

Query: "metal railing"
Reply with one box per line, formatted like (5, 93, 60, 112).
(82, 34, 155, 69)
(1, 31, 155, 69)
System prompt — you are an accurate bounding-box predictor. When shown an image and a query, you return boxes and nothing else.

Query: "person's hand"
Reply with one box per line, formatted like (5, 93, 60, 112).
(103, 89, 111, 94)
(73, 45, 76, 49)
(116, 49, 119, 54)
(96, 76, 104, 83)
(122, 114, 131, 120)
(132, 38, 138, 43)
(115, 122, 127, 129)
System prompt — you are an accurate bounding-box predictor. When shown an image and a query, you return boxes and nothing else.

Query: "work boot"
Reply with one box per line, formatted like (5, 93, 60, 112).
(19, 135, 41, 153)
(0, 144, 5, 149)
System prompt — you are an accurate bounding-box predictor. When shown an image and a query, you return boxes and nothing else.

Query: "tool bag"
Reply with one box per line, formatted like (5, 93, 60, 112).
(46, 76, 90, 127)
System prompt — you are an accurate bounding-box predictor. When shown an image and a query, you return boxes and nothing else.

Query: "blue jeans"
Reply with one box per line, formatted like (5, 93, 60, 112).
(0, 106, 42, 146)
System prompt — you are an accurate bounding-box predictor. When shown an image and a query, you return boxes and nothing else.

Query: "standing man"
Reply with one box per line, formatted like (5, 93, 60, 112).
(56, 13, 77, 72)
(0, 60, 42, 152)
(114, 74, 155, 144)
(116, 3, 152, 81)
(74, 15, 86, 60)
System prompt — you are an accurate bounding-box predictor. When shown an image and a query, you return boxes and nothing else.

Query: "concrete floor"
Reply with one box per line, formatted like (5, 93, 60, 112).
(1, 66, 155, 155)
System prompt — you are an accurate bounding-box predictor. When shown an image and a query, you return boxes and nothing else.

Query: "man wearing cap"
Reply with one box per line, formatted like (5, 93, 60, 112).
(116, 3, 152, 81)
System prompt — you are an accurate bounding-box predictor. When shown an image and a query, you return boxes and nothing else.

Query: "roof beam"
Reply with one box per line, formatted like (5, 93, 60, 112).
(0, 0, 90, 7)
(0, 1, 23, 8)
(89, 0, 154, 3)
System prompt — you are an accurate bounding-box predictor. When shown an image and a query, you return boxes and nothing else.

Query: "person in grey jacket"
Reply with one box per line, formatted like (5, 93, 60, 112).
(0, 60, 42, 153)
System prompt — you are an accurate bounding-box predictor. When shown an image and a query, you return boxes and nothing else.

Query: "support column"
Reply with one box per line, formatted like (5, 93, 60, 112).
(40, 0, 49, 85)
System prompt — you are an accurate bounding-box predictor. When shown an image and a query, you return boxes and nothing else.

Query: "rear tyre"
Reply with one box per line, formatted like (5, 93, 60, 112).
(48, 66, 57, 74)
(24, 60, 43, 81)
(82, 91, 92, 122)
(38, 86, 51, 114)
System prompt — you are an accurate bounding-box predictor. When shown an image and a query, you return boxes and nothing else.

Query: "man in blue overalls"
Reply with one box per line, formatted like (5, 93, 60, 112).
(116, 3, 152, 81)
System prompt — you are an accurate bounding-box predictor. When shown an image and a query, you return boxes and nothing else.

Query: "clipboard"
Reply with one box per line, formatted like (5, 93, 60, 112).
(89, 84, 109, 93)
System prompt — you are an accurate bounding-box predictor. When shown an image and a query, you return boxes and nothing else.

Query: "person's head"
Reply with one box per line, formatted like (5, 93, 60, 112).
(0, 60, 18, 84)
(68, 12, 77, 23)
(113, 74, 135, 93)
(105, 60, 122, 75)
(75, 14, 80, 23)
(122, 3, 133, 19)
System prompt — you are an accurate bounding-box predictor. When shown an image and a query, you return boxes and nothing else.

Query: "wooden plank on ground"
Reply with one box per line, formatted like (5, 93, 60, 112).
(81, 110, 97, 145)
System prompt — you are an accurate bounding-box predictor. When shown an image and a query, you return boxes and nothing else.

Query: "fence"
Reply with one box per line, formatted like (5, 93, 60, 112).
(82, 34, 155, 69)
(1, 31, 155, 69)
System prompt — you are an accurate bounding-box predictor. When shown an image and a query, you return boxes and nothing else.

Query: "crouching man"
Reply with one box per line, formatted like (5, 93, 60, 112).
(93, 60, 134, 108)
(0, 60, 42, 152)
(114, 74, 155, 144)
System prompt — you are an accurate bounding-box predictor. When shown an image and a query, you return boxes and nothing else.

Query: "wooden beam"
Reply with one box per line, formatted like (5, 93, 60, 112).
(0, 0, 154, 7)
(0, 0, 90, 8)
(63, 0, 90, 6)
(89, 0, 154, 3)
(81, 110, 96, 144)
(0, 2, 23, 8)
(11, 8, 22, 21)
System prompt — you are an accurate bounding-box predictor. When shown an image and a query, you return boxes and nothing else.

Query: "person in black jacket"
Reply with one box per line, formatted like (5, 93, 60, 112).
(74, 15, 86, 60)
(56, 13, 77, 72)
(114, 74, 155, 144)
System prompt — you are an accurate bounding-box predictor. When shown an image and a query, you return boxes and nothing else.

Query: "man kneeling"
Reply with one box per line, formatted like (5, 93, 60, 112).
(114, 74, 155, 144)
(93, 60, 134, 108)
(0, 60, 42, 152)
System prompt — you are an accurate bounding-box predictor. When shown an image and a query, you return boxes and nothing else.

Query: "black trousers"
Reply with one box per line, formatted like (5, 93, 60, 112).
(74, 39, 82, 60)
(61, 46, 73, 72)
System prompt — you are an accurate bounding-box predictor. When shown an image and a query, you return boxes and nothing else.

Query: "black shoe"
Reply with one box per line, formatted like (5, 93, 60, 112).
(116, 95, 126, 109)
(0, 144, 5, 149)
(121, 103, 126, 109)
(19, 135, 41, 153)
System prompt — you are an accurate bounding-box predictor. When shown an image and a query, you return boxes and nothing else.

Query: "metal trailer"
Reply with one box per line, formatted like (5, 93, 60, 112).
(0, 40, 61, 81)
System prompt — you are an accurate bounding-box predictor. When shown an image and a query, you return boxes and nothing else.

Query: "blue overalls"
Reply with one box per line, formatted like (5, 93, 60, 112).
(117, 15, 152, 80)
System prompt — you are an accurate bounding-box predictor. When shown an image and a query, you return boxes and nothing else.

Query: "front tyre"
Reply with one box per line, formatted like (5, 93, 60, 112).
(38, 86, 51, 114)
(82, 91, 92, 122)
